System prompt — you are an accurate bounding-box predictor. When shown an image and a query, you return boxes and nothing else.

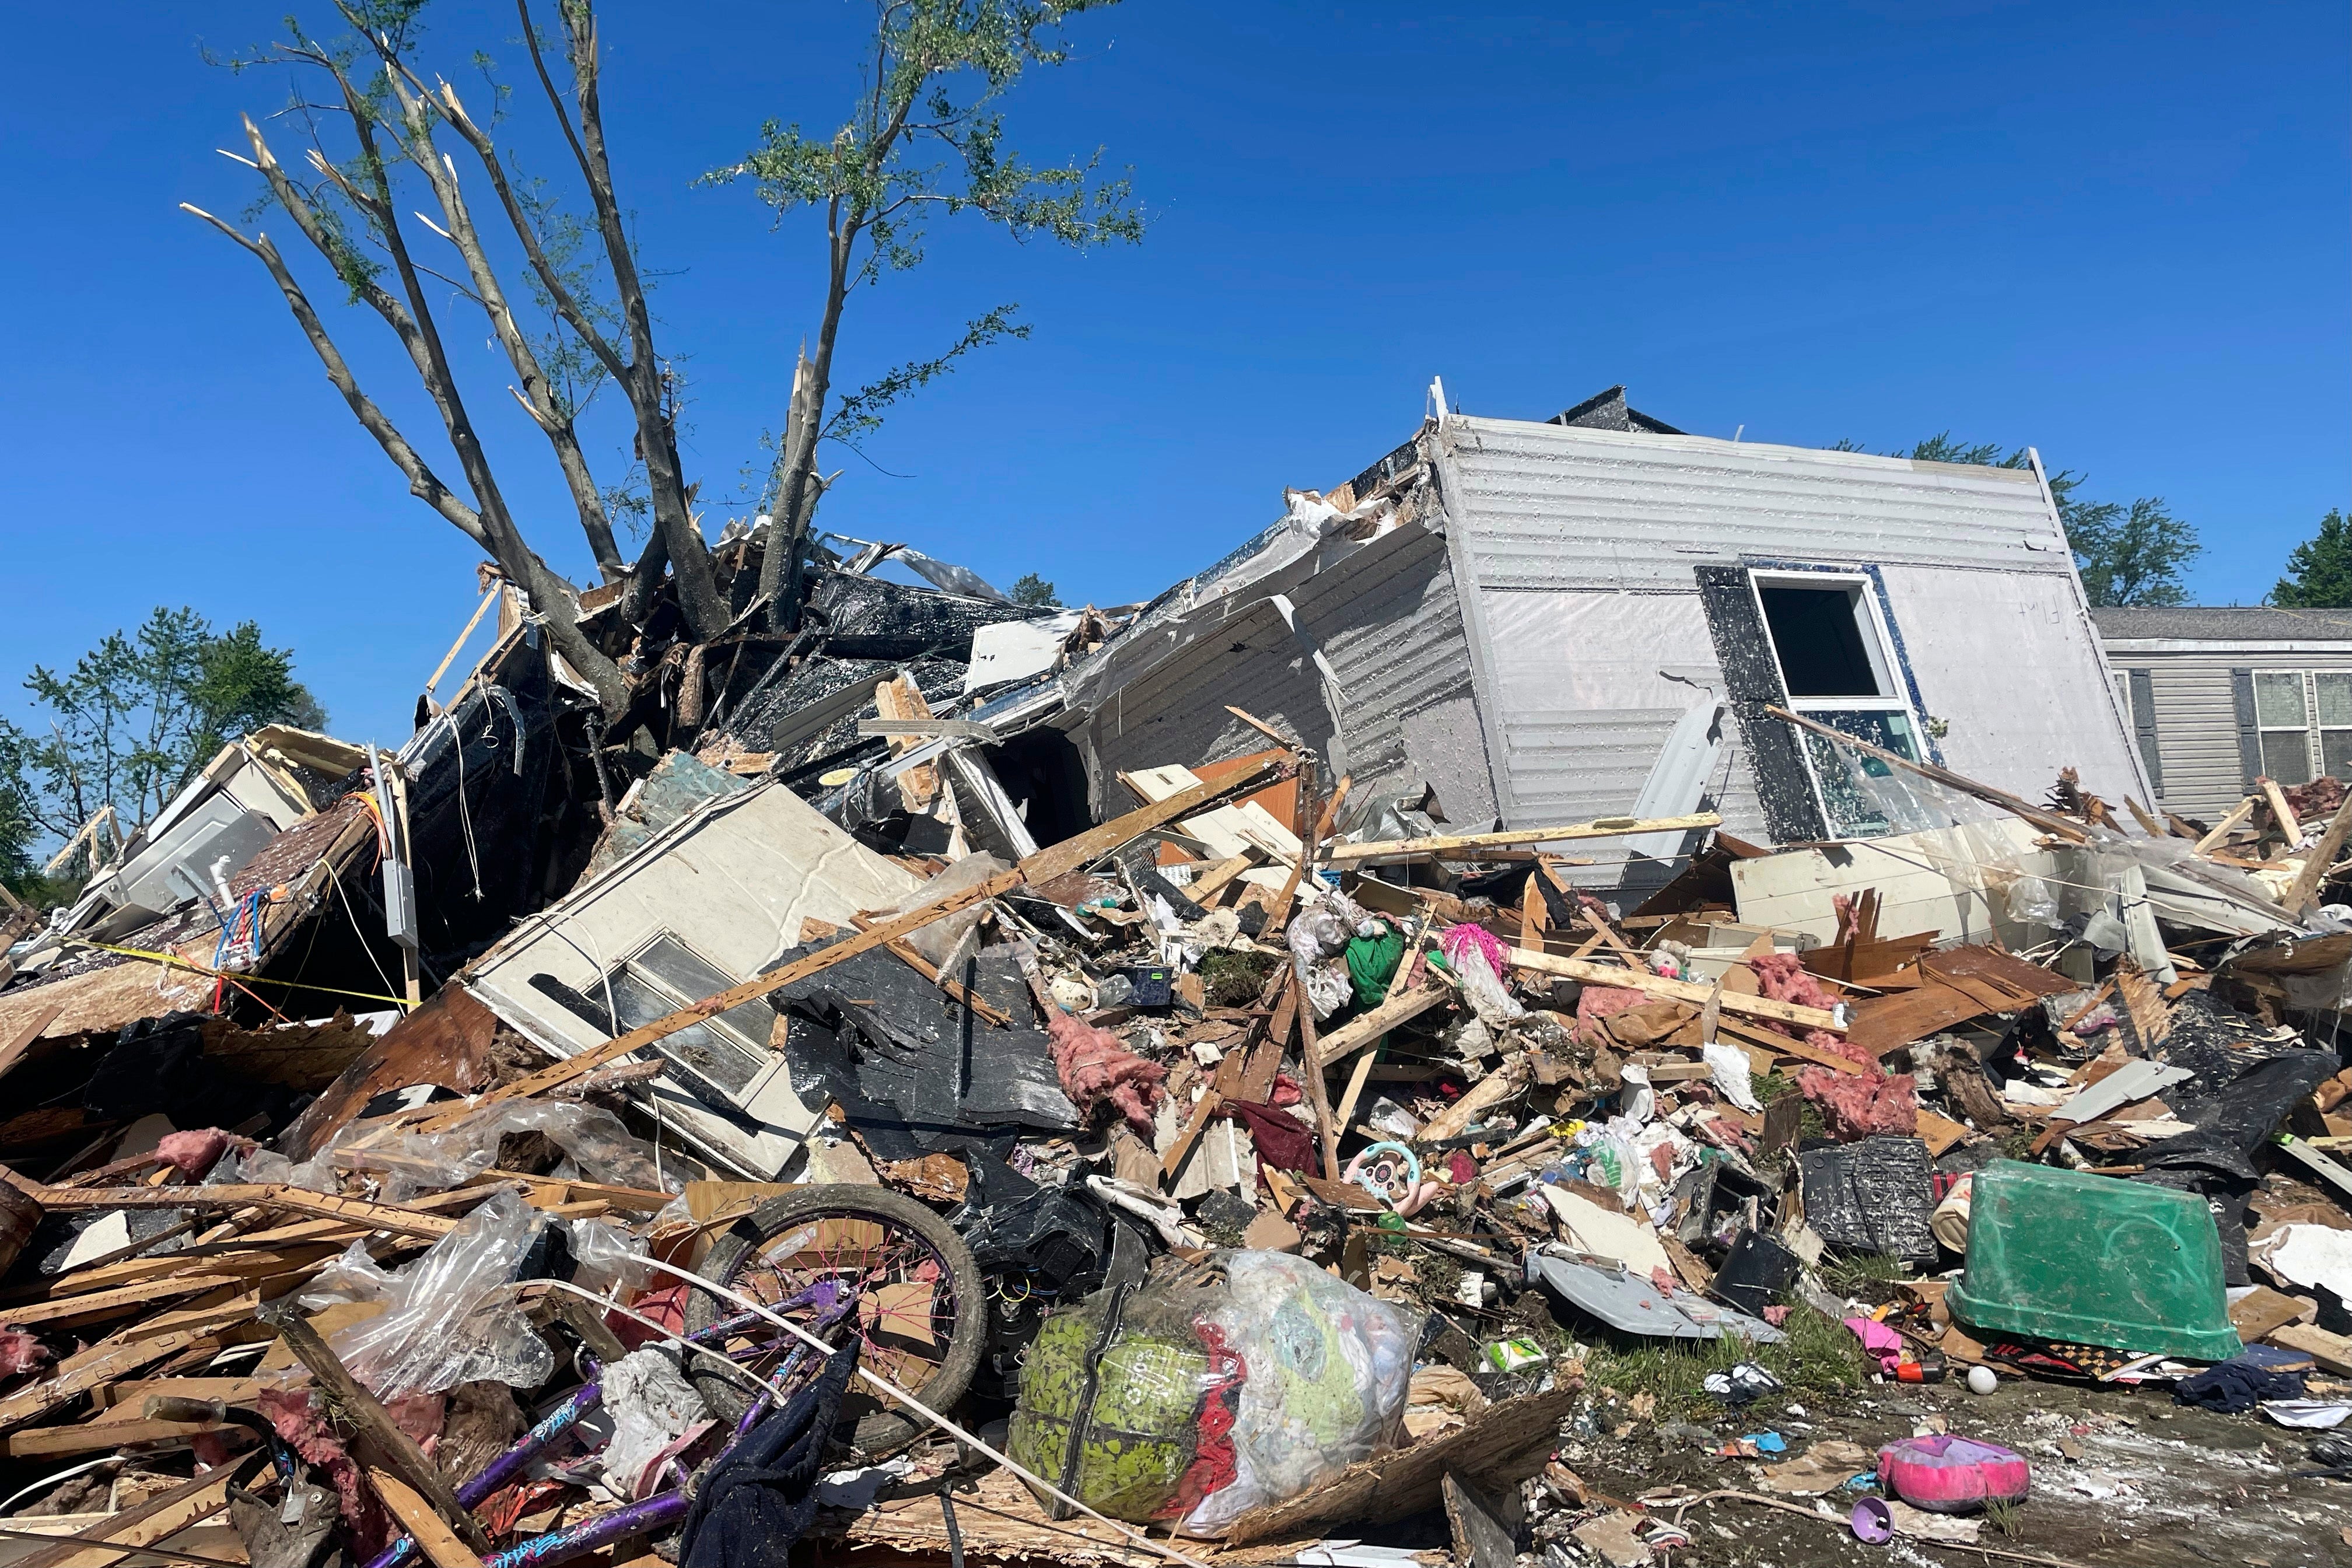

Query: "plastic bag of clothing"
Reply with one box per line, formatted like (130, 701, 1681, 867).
(600, 1348, 710, 1499)
(299, 1188, 555, 1398)
(1007, 1250, 1413, 1536)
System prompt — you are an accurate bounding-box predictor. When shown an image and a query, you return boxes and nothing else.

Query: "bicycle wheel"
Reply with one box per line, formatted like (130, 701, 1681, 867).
(683, 1184, 985, 1455)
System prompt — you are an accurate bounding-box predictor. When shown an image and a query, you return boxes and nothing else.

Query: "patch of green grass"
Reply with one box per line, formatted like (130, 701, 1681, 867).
(1819, 1251, 1914, 1301)
(1983, 1496, 2022, 1539)
(1753, 1070, 1826, 1142)
(1580, 1298, 1871, 1423)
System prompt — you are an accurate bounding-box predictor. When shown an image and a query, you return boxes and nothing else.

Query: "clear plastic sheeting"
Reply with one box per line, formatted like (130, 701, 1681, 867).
(321, 1101, 677, 1204)
(598, 1348, 710, 1500)
(295, 1188, 555, 1399)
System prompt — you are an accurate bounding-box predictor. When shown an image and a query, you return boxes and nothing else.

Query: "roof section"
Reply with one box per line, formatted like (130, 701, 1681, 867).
(1435, 415, 2068, 590)
(1549, 385, 1684, 436)
(2091, 606, 2352, 642)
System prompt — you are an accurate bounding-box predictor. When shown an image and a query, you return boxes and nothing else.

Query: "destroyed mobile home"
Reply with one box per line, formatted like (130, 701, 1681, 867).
(9, 405, 2352, 1568)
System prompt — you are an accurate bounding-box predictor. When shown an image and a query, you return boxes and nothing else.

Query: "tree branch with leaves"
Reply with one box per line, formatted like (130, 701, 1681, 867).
(706, 0, 1144, 632)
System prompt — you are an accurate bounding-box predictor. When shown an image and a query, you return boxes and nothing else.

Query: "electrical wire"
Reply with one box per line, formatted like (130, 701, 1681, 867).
(327, 867, 410, 1013)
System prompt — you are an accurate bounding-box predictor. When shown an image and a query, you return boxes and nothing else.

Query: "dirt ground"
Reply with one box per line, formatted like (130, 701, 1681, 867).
(1558, 1374, 2352, 1567)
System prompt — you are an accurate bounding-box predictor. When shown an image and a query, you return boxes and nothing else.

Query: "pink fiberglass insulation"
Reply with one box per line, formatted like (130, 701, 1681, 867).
(260, 1385, 391, 1553)
(1572, 986, 1654, 1046)
(155, 1129, 231, 1177)
(1048, 1011, 1167, 1138)
(1799, 1063, 1919, 1139)
(0, 1329, 48, 1377)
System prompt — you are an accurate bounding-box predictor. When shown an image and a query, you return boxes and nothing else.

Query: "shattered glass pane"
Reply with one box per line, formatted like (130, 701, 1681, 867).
(1799, 709, 1924, 838)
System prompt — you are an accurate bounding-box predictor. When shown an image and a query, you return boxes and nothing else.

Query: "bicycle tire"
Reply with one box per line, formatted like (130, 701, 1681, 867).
(683, 1184, 985, 1456)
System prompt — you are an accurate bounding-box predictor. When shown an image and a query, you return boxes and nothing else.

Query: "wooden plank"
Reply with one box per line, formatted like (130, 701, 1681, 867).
(1224, 1388, 1580, 1544)
(1186, 849, 1264, 902)
(2194, 796, 2256, 855)
(1294, 976, 1341, 1178)
(1443, 1473, 1518, 1568)
(1326, 813, 1721, 865)
(1505, 950, 1843, 1033)
(8, 1416, 231, 1458)
(0, 1326, 214, 1434)
(16, 1452, 261, 1568)
(1312, 986, 1454, 1069)
(273, 1315, 491, 1554)
(370, 1471, 482, 1568)
(2286, 789, 2352, 916)
(0, 1002, 65, 1086)
(1711, 1015, 1866, 1076)
(1914, 1110, 1969, 1159)
(33, 1185, 455, 1242)
(2263, 777, 2304, 844)
(1844, 982, 1989, 1057)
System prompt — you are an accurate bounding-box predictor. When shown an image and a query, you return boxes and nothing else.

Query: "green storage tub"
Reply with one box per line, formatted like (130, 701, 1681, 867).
(1947, 1160, 2240, 1362)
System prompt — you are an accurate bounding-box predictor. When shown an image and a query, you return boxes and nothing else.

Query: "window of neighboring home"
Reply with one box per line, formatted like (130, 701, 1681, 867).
(2257, 671, 2318, 786)
(1749, 573, 1926, 838)
(2319, 674, 2352, 779)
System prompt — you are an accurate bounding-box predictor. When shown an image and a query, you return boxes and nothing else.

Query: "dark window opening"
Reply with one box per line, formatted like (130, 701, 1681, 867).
(1758, 585, 1885, 698)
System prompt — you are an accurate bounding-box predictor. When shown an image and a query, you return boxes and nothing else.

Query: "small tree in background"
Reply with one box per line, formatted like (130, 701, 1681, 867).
(1844, 433, 2202, 607)
(1009, 573, 1059, 608)
(720, 0, 1146, 634)
(2270, 510, 2352, 608)
(0, 609, 324, 885)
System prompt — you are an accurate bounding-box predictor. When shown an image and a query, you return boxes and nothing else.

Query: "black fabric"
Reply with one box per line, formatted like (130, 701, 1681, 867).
(678, 1342, 861, 1568)
(1695, 565, 1826, 844)
(2173, 1357, 2304, 1415)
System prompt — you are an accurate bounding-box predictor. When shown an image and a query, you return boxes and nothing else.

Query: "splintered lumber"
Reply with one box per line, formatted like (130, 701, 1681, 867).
(1504, 949, 1845, 1034)
(2286, 789, 2352, 915)
(1765, 706, 2091, 844)
(1327, 813, 1722, 864)
(33, 1185, 456, 1242)
(1294, 975, 1342, 1178)
(1312, 986, 1452, 1069)
(2263, 777, 2304, 844)
(7, 1414, 233, 1458)
(1186, 848, 1265, 902)
(1223, 1387, 1581, 1544)
(0, 1325, 220, 1434)
(12, 1451, 264, 1568)
(2194, 796, 2256, 855)
(0, 1002, 65, 1086)
(436, 755, 1287, 1120)
(370, 1472, 482, 1568)
(274, 1314, 492, 1554)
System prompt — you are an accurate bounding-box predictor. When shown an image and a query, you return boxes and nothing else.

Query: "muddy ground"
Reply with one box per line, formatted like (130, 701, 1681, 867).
(1554, 1376, 2352, 1567)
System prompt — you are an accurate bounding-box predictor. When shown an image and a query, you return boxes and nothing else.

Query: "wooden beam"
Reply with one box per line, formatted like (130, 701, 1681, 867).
(1294, 975, 1341, 1178)
(0, 1002, 64, 1088)
(1312, 987, 1454, 1069)
(15, 1451, 262, 1568)
(1504, 949, 1844, 1033)
(2286, 789, 2352, 916)
(370, 1471, 484, 1568)
(2194, 796, 2256, 855)
(273, 1314, 491, 1555)
(2263, 777, 2304, 844)
(33, 1185, 455, 1242)
(1327, 813, 1723, 864)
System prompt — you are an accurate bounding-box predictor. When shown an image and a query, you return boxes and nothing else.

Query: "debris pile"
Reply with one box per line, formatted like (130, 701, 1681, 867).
(8, 546, 2352, 1566)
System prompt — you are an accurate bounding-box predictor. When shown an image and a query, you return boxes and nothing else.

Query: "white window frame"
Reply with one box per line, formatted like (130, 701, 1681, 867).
(1748, 569, 1929, 838)
(2248, 667, 2323, 785)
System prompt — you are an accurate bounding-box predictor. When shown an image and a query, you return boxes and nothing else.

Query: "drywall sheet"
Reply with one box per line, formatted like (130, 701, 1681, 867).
(1730, 817, 2052, 947)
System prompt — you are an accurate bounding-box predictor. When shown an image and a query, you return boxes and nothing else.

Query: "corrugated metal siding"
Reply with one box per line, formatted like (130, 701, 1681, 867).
(1474, 588, 1765, 848)
(1437, 416, 2076, 590)
(2108, 648, 2352, 820)
(1072, 523, 1491, 820)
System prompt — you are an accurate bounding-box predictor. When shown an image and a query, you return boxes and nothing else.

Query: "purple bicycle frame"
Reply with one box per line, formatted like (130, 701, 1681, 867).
(361, 1282, 849, 1568)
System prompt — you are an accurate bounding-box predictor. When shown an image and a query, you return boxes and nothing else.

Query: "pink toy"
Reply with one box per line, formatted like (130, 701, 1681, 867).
(1875, 1434, 2031, 1514)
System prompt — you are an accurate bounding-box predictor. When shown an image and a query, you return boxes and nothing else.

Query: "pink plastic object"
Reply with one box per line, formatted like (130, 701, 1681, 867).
(1850, 1496, 1894, 1544)
(1875, 1435, 2031, 1514)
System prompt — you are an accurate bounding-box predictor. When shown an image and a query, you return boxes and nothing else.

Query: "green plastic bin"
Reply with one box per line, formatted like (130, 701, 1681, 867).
(1946, 1160, 2240, 1362)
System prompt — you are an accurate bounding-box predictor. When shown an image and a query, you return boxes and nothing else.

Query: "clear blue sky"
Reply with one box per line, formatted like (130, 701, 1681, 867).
(4, 1, 2344, 751)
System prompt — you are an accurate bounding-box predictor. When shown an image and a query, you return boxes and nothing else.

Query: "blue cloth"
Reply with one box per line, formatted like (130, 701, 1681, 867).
(679, 1343, 861, 1568)
(2174, 1355, 2304, 1414)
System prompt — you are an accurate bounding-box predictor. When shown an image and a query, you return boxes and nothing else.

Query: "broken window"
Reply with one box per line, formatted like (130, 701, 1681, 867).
(1749, 574, 1926, 838)
(531, 932, 775, 1104)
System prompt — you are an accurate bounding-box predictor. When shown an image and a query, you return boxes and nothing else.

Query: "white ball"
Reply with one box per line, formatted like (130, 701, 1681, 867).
(1966, 1365, 1999, 1395)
